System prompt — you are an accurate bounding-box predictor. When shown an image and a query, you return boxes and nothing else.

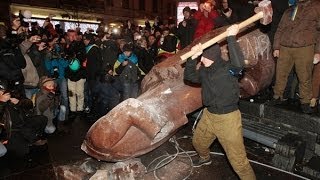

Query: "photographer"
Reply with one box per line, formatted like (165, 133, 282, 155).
(0, 23, 26, 96)
(44, 37, 69, 120)
(28, 39, 49, 78)
(0, 79, 47, 157)
(20, 35, 42, 99)
(215, 0, 238, 27)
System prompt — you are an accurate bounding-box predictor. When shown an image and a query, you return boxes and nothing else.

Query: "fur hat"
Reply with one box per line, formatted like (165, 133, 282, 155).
(202, 44, 221, 61)
(39, 76, 54, 88)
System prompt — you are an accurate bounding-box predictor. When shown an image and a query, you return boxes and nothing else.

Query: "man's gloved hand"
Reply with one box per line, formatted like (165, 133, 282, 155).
(191, 43, 203, 60)
(47, 92, 55, 100)
(227, 24, 240, 37)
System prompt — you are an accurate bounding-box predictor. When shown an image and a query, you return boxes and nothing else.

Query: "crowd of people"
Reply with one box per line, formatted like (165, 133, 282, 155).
(0, 0, 319, 173)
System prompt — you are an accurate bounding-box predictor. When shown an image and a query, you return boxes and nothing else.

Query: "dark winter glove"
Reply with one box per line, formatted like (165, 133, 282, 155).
(47, 92, 55, 100)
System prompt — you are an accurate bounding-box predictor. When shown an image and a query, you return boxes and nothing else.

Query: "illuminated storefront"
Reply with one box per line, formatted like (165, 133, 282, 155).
(11, 4, 101, 32)
(176, 1, 198, 24)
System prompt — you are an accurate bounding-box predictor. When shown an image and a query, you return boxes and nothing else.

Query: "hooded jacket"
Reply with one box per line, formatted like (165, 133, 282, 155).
(184, 36, 244, 114)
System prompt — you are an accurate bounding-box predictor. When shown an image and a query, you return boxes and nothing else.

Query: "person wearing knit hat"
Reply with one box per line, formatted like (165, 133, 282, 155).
(35, 76, 66, 134)
(184, 24, 256, 180)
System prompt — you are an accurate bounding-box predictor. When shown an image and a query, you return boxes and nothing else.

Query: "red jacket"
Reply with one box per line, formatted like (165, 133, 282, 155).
(193, 10, 219, 40)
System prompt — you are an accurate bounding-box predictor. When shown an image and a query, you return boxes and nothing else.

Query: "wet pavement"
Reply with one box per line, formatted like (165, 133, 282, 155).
(0, 103, 315, 180)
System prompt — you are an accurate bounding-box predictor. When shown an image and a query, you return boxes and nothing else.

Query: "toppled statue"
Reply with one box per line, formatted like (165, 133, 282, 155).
(81, 25, 275, 161)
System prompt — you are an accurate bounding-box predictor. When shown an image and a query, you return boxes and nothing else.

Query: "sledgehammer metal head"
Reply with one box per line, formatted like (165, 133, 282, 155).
(238, 0, 273, 29)
(255, 0, 273, 25)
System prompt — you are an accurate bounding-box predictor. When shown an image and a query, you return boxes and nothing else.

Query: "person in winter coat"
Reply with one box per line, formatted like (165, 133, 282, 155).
(65, 58, 86, 116)
(35, 77, 65, 134)
(176, 6, 197, 49)
(114, 43, 144, 100)
(271, 0, 320, 114)
(135, 37, 155, 74)
(147, 34, 158, 60)
(92, 65, 120, 119)
(28, 40, 49, 78)
(184, 25, 256, 180)
(215, 0, 239, 27)
(0, 79, 47, 157)
(64, 30, 87, 117)
(44, 39, 69, 119)
(100, 33, 119, 68)
(20, 36, 41, 99)
(193, 1, 219, 40)
(83, 33, 103, 110)
(158, 27, 178, 54)
(0, 30, 40, 96)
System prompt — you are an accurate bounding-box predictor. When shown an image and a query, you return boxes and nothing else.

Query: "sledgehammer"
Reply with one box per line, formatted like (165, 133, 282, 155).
(180, 0, 273, 62)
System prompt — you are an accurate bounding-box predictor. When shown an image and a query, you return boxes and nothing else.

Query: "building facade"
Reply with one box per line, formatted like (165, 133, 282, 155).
(7, 0, 183, 28)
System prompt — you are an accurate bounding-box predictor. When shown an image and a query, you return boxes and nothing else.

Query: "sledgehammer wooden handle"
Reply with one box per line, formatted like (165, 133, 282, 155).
(180, 11, 264, 62)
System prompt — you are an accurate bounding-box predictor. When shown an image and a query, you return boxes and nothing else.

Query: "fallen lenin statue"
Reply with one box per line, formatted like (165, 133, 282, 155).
(81, 0, 274, 162)
(81, 25, 274, 162)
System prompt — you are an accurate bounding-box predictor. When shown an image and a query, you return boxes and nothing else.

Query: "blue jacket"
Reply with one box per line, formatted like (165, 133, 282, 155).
(118, 53, 138, 64)
(45, 58, 69, 79)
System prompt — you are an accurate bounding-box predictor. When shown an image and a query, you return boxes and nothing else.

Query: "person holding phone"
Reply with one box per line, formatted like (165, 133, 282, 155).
(193, 1, 219, 39)
(215, 0, 238, 27)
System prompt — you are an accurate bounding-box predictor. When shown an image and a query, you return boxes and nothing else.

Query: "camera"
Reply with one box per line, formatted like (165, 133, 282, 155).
(52, 67, 59, 79)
